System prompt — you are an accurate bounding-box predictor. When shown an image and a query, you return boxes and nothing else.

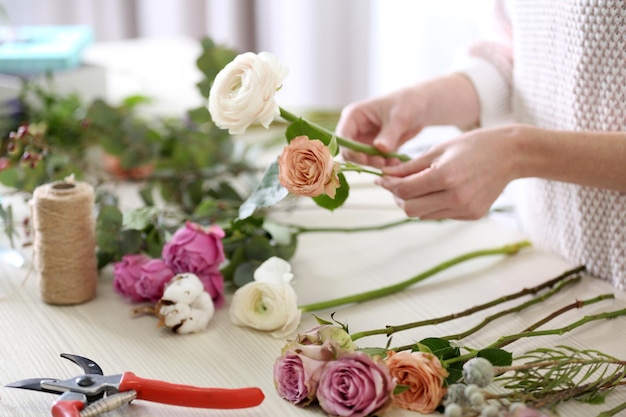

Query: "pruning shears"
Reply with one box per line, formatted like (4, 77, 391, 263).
(6, 353, 265, 417)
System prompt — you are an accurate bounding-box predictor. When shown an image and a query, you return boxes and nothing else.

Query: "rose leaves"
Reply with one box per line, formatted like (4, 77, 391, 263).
(238, 118, 350, 220)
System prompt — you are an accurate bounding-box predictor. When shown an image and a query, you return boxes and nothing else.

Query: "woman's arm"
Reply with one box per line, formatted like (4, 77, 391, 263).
(514, 126, 626, 192)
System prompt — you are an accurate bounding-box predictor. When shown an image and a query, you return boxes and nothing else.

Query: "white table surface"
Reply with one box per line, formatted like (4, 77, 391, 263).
(1, 173, 625, 417)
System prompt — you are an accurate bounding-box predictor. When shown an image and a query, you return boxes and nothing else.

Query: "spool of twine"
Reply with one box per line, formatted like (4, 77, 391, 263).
(31, 179, 98, 305)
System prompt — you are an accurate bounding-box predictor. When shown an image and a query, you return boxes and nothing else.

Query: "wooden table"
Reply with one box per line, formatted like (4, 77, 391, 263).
(1, 175, 625, 417)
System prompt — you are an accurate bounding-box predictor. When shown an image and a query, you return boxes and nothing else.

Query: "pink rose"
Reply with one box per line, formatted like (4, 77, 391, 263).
(384, 350, 448, 413)
(196, 269, 225, 309)
(162, 222, 226, 306)
(135, 259, 175, 303)
(278, 135, 341, 199)
(113, 254, 151, 302)
(316, 351, 395, 417)
(274, 341, 337, 406)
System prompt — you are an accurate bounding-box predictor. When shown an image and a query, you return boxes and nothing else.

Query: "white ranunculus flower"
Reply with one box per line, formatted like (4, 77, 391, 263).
(229, 257, 301, 338)
(209, 51, 288, 135)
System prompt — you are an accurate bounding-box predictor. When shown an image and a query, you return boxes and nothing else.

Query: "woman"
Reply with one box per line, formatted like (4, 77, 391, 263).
(336, 1, 626, 289)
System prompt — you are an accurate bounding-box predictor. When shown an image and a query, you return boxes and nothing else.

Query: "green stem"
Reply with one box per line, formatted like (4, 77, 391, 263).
(446, 304, 626, 365)
(279, 107, 410, 162)
(597, 401, 626, 417)
(340, 164, 383, 177)
(280, 218, 428, 234)
(351, 265, 585, 341)
(298, 240, 531, 313)
(441, 276, 587, 341)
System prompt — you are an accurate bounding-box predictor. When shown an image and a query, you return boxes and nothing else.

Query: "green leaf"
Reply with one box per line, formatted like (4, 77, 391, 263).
(95, 205, 123, 254)
(477, 348, 513, 367)
(445, 362, 464, 385)
(187, 106, 212, 125)
(312, 314, 334, 326)
(233, 261, 259, 287)
(393, 384, 411, 395)
(312, 172, 349, 211)
(416, 338, 460, 361)
(238, 161, 289, 219)
(122, 207, 160, 230)
(285, 119, 333, 145)
(119, 229, 144, 255)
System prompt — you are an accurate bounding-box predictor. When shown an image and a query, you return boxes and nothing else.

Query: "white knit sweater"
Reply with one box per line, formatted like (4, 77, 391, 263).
(461, 0, 626, 289)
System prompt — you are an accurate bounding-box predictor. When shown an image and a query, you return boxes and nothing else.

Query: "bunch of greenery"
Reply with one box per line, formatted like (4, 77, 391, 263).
(0, 38, 302, 285)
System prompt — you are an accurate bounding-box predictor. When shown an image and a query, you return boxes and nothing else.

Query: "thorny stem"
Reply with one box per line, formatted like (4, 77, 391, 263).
(445, 303, 626, 365)
(350, 265, 585, 341)
(441, 277, 591, 342)
(298, 240, 531, 313)
(279, 107, 411, 162)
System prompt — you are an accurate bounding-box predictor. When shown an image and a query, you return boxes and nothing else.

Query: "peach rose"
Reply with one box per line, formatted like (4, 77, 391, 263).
(385, 350, 448, 413)
(278, 135, 340, 198)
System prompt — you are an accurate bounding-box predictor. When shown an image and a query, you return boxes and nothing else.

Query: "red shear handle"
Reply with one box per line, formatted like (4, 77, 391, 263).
(118, 372, 265, 409)
(51, 393, 85, 417)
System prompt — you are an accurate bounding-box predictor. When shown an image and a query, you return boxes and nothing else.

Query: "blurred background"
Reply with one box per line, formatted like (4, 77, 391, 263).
(2, 0, 492, 111)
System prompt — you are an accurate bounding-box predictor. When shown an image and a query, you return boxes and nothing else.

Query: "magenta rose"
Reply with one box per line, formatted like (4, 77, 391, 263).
(135, 259, 175, 302)
(316, 351, 395, 417)
(162, 222, 226, 306)
(196, 269, 225, 309)
(113, 254, 151, 302)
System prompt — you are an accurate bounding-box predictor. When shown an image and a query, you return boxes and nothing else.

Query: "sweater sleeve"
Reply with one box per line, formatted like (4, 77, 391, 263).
(455, 0, 514, 127)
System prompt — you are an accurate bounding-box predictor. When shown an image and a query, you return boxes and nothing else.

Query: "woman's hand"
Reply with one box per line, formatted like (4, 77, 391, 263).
(376, 125, 524, 220)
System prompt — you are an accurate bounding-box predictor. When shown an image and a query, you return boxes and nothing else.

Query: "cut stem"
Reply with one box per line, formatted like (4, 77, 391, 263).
(351, 265, 585, 341)
(298, 240, 531, 313)
(445, 303, 626, 365)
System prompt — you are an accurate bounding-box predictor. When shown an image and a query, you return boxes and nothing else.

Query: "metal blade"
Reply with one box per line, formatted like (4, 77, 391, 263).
(60, 353, 104, 375)
(5, 378, 61, 395)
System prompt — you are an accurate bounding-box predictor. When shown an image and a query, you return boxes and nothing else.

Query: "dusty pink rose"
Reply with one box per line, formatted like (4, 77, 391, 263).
(162, 222, 226, 306)
(278, 135, 340, 199)
(135, 259, 175, 302)
(384, 350, 448, 413)
(274, 340, 337, 406)
(316, 351, 395, 417)
(113, 254, 152, 302)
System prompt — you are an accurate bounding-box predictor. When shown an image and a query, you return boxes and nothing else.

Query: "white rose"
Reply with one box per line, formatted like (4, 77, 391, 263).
(229, 257, 301, 338)
(208, 51, 288, 135)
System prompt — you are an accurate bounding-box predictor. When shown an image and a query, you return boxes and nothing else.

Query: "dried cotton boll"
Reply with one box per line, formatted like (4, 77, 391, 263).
(156, 273, 215, 334)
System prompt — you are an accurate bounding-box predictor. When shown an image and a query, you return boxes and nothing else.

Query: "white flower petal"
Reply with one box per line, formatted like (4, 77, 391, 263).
(229, 281, 300, 338)
(254, 256, 293, 285)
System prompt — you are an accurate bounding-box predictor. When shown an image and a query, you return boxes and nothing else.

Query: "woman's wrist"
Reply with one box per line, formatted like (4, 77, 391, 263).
(416, 74, 481, 129)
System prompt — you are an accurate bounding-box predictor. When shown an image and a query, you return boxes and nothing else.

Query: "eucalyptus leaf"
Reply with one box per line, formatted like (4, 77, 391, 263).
(238, 161, 288, 219)
(233, 261, 259, 287)
(122, 207, 161, 230)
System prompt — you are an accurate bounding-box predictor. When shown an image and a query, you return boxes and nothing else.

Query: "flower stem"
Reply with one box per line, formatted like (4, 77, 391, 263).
(280, 217, 436, 235)
(350, 265, 585, 341)
(279, 107, 411, 162)
(446, 303, 626, 365)
(340, 163, 383, 177)
(598, 401, 626, 417)
(298, 240, 532, 313)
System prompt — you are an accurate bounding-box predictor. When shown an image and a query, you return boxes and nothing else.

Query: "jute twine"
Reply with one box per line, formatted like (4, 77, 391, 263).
(31, 179, 97, 305)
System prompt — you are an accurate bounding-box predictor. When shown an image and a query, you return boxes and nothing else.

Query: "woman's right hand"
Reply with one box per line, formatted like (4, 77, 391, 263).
(335, 86, 428, 168)
(335, 73, 481, 168)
